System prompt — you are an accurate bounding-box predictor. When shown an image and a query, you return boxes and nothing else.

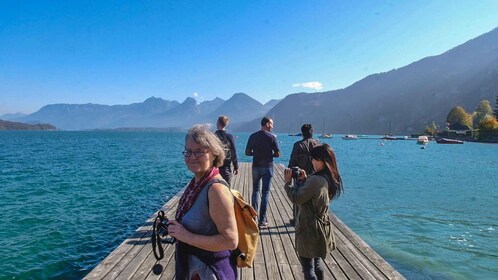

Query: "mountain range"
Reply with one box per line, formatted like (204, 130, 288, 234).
(239, 27, 498, 135)
(6, 93, 277, 130)
(3, 27, 498, 134)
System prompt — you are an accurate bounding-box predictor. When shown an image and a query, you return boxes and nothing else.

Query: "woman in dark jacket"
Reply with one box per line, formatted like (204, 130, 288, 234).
(284, 143, 343, 280)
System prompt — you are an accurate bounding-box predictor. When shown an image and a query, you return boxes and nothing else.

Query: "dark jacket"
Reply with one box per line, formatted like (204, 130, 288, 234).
(215, 130, 239, 170)
(288, 138, 320, 174)
(284, 174, 333, 258)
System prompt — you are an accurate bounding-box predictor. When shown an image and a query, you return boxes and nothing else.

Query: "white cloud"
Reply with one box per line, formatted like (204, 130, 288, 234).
(192, 92, 205, 103)
(292, 81, 323, 90)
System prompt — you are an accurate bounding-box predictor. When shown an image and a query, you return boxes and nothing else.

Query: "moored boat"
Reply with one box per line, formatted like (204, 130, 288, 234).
(436, 138, 464, 144)
(342, 134, 358, 140)
(381, 135, 397, 140)
(417, 136, 429, 145)
(319, 133, 332, 139)
(319, 119, 332, 138)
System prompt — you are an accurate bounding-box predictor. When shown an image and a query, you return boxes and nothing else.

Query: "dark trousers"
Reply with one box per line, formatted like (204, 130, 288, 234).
(299, 256, 324, 280)
(219, 166, 232, 186)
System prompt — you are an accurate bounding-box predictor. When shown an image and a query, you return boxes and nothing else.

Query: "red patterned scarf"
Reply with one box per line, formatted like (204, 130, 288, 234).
(176, 167, 220, 222)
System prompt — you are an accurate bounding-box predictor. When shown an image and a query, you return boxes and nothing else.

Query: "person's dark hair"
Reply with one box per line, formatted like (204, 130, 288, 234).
(261, 117, 271, 127)
(217, 115, 229, 128)
(310, 144, 343, 200)
(301, 124, 313, 139)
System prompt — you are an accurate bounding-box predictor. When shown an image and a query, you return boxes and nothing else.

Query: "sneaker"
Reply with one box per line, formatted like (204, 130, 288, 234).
(259, 221, 269, 228)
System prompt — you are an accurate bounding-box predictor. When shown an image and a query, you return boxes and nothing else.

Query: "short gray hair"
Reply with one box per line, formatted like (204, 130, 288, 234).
(185, 124, 225, 167)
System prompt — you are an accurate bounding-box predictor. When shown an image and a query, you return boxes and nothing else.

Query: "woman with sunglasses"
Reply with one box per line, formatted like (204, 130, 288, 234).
(284, 143, 343, 280)
(167, 124, 238, 280)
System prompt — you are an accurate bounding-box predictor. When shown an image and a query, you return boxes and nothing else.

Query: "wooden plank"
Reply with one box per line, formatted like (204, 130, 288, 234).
(85, 163, 405, 280)
(258, 196, 281, 279)
(266, 165, 302, 280)
(84, 195, 181, 280)
(238, 162, 255, 280)
(265, 184, 295, 280)
(331, 215, 405, 279)
(332, 225, 386, 279)
(145, 247, 176, 280)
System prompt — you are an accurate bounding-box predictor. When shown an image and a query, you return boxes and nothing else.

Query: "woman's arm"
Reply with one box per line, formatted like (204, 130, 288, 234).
(168, 182, 238, 251)
(284, 175, 324, 205)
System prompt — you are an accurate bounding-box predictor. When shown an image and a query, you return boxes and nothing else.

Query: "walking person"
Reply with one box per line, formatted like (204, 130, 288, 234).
(288, 123, 321, 225)
(215, 115, 239, 186)
(245, 117, 280, 228)
(283, 144, 343, 280)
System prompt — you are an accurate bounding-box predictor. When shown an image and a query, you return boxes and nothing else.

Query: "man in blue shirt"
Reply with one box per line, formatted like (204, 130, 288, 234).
(245, 117, 280, 228)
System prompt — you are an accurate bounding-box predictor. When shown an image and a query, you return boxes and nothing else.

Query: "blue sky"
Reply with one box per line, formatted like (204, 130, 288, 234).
(1, 0, 498, 115)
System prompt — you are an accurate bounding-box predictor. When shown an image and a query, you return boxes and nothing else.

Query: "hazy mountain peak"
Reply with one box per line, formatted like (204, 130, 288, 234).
(182, 97, 197, 105)
(228, 92, 263, 105)
(0, 112, 27, 121)
(264, 99, 281, 107)
(143, 96, 164, 103)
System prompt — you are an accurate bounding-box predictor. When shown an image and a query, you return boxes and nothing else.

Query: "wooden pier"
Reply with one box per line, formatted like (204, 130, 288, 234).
(85, 163, 405, 279)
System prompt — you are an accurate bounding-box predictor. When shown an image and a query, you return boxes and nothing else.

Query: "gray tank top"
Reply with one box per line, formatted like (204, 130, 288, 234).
(181, 179, 227, 235)
(181, 179, 230, 279)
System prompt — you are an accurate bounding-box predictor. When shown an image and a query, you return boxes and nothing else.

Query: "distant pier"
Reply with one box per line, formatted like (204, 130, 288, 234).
(85, 162, 405, 279)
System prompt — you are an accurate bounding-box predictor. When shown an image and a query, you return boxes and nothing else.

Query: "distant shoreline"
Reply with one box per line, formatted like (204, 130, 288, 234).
(0, 119, 57, 131)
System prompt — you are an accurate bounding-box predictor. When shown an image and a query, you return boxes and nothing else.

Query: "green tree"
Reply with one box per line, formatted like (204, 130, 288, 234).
(424, 121, 438, 136)
(477, 118, 498, 141)
(495, 96, 498, 120)
(474, 100, 494, 126)
(446, 106, 473, 129)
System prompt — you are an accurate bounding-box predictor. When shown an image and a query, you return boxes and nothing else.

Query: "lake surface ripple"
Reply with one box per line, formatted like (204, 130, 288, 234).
(0, 131, 496, 279)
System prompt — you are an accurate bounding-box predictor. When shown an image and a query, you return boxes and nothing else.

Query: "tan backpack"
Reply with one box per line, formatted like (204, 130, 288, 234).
(231, 189, 259, 268)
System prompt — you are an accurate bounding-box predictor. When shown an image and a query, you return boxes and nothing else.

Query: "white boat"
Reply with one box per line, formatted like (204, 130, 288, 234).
(319, 133, 332, 139)
(342, 118, 357, 140)
(417, 136, 429, 145)
(319, 119, 332, 138)
(342, 134, 358, 140)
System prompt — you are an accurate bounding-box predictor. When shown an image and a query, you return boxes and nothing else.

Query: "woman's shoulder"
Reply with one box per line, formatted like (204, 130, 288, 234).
(208, 177, 232, 196)
(307, 174, 328, 185)
(310, 173, 327, 180)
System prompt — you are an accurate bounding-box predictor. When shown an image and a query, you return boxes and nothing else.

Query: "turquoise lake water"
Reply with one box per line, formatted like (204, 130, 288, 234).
(0, 131, 497, 279)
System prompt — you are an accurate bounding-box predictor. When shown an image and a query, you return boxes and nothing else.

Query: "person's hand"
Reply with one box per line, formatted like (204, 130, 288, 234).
(299, 169, 308, 181)
(284, 168, 293, 184)
(167, 220, 191, 243)
(233, 169, 239, 175)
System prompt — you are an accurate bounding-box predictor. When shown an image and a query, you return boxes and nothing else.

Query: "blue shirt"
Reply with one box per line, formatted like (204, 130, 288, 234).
(245, 130, 280, 167)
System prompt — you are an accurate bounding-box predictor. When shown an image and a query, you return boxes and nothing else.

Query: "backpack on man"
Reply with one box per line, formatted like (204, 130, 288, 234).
(215, 130, 232, 162)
